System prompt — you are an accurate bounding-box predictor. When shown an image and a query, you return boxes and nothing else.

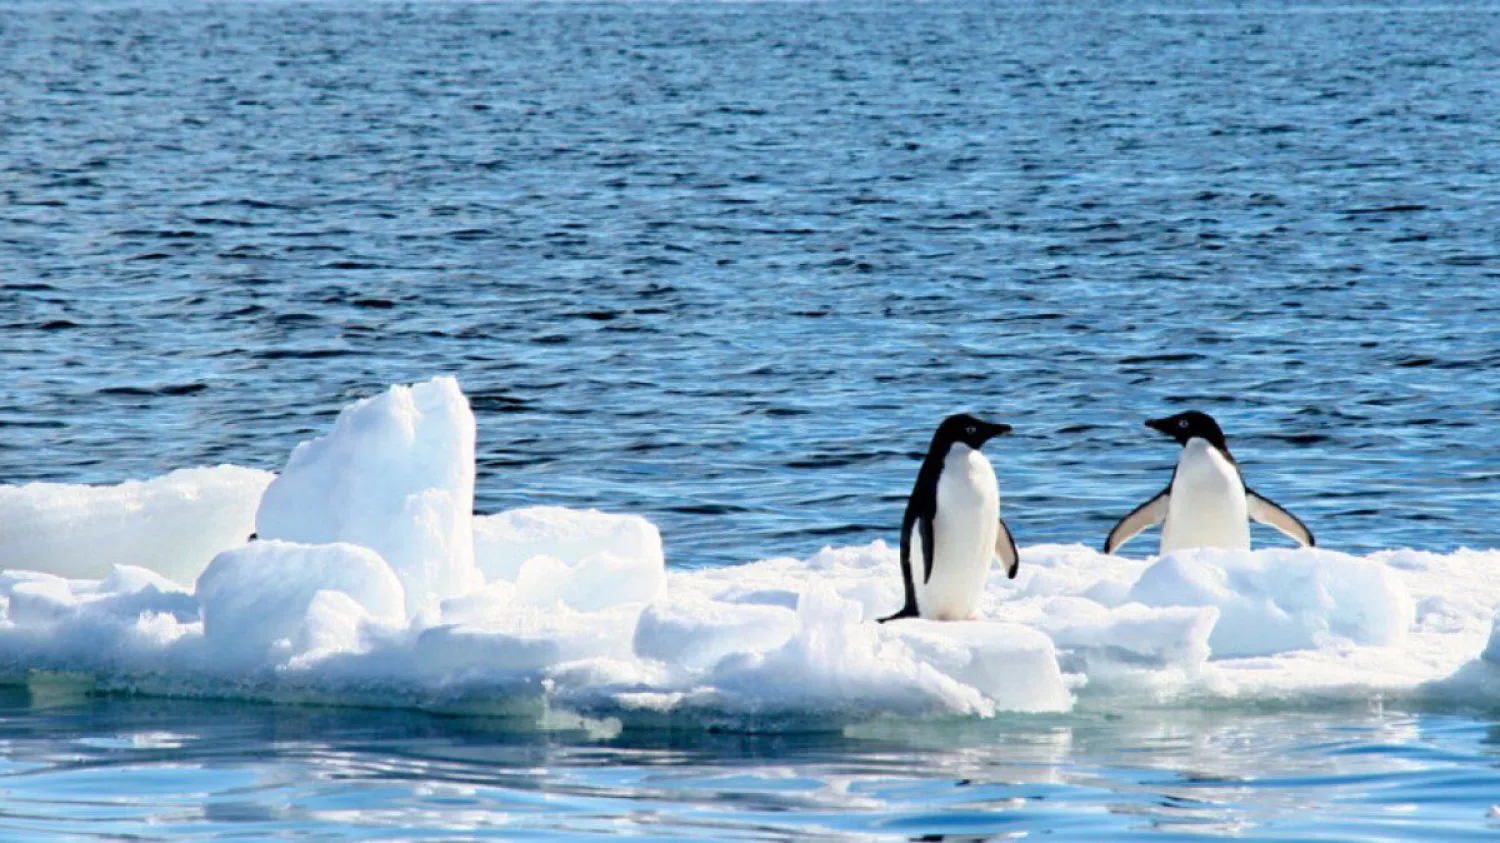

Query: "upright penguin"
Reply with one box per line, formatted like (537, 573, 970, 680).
(1103, 411, 1315, 556)
(881, 414, 1019, 623)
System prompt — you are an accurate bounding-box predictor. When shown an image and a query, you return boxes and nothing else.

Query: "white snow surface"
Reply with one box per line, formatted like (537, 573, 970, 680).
(0, 466, 272, 585)
(474, 507, 666, 610)
(0, 377, 1497, 727)
(255, 376, 481, 615)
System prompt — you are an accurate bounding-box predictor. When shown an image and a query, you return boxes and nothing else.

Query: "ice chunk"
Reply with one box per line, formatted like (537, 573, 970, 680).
(1128, 547, 1414, 657)
(412, 603, 641, 680)
(0, 466, 271, 585)
(512, 551, 666, 612)
(255, 377, 480, 614)
(99, 565, 186, 597)
(195, 540, 406, 668)
(1043, 598, 1217, 669)
(7, 575, 77, 627)
(0, 565, 195, 628)
(1038, 598, 1219, 697)
(291, 590, 378, 669)
(632, 598, 797, 673)
(707, 585, 996, 717)
(474, 506, 664, 581)
(703, 585, 1071, 718)
(432, 581, 646, 679)
(472, 506, 666, 611)
(0, 565, 199, 677)
(804, 542, 892, 572)
(888, 619, 1073, 714)
(81, 566, 199, 625)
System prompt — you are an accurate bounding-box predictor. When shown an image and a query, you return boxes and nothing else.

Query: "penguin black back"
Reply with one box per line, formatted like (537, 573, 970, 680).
(911, 414, 1013, 525)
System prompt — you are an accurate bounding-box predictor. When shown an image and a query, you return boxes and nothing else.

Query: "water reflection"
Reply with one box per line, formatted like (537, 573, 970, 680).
(0, 690, 1494, 838)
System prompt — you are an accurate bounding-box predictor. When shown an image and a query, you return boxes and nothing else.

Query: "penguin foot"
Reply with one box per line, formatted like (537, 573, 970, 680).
(877, 607, 919, 624)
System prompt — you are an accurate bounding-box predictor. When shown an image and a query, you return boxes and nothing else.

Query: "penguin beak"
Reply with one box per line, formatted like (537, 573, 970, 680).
(1145, 417, 1174, 436)
(985, 422, 1013, 441)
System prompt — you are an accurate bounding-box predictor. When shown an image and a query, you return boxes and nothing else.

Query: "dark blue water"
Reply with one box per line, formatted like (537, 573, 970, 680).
(3, 0, 1498, 567)
(3, 0, 1500, 837)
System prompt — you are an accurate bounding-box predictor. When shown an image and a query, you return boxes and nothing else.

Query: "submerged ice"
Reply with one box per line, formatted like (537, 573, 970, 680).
(0, 377, 1497, 726)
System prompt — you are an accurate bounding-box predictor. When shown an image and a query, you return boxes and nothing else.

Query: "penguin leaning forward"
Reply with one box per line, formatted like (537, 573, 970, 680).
(1104, 410, 1315, 556)
(881, 414, 1019, 623)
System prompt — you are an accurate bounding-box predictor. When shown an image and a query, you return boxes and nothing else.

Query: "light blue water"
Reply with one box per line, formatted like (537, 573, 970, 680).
(4, 691, 1500, 840)
(2, 0, 1500, 836)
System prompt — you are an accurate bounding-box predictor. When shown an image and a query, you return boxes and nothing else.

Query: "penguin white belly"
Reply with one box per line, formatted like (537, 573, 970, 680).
(1160, 439, 1250, 554)
(917, 445, 999, 621)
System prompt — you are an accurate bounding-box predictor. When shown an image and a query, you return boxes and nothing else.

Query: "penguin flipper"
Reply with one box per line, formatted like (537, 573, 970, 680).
(996, 519, 1019, 579)
(1104, 488, 1170, 554)
(919, 511, 937, 585)
(881, 506, 922, 623)
(1247, 489, 1315, 547)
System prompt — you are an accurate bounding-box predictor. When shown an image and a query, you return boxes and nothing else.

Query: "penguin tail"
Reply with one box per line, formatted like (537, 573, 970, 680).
(877, 605, 919, 624)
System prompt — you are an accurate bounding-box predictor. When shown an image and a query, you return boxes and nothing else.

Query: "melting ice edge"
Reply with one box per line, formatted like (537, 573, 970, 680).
(2, 377, 1499, 728)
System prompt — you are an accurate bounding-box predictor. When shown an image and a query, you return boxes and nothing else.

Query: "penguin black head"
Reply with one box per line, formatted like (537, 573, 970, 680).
(934, 413, 1012, 451)
(1146, 410, 1229, 453)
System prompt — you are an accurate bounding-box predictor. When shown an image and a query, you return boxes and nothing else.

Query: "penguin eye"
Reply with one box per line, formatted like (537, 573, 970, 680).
(965, 425, 977, 436)
(1178, 419, 1189, 429)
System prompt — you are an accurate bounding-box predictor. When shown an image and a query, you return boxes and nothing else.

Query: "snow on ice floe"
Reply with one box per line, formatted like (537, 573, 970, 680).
(474, 507, 666, 610)
(197, 540, 407, 670)
(0, 376, 1498, 727)
(1127, 547, 1414, 658)
(0, 466, 272, 585)
(255, 376, 480, 615)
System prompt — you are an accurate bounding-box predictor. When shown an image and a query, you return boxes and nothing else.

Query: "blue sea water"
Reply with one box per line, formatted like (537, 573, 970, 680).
(2, 0, 1499, 837)
(6, 691, 1500, 840)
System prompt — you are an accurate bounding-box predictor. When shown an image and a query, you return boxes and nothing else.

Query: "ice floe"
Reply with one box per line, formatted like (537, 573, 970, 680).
(0, 377, 1496, 728)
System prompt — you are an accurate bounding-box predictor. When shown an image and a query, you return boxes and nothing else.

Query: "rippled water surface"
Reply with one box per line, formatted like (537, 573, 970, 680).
(3, 0, 1500, 837)
(4, 691, 1500, 840)
(3, 0, 1498, 564)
